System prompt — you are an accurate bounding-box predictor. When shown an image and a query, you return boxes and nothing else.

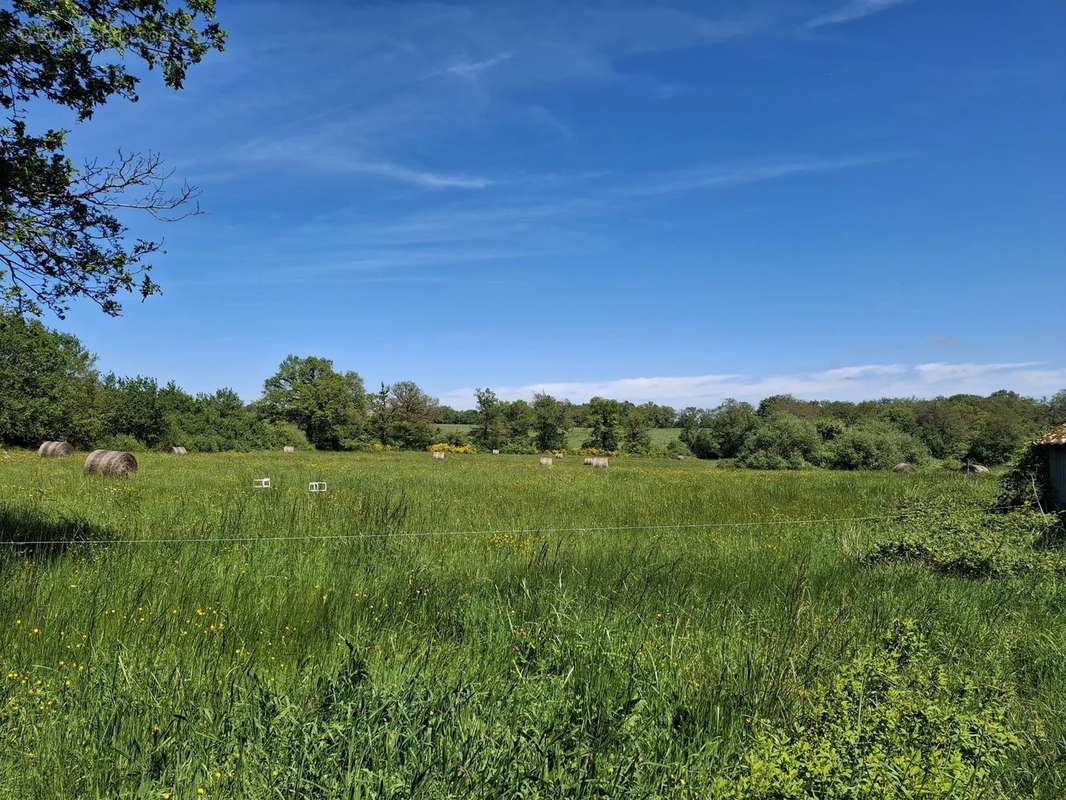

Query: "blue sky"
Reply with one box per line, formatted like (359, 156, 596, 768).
(48, 0, 1066, 408)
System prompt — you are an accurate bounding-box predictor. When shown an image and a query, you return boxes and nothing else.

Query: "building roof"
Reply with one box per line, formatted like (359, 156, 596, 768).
(1035, 424, 1066, 446)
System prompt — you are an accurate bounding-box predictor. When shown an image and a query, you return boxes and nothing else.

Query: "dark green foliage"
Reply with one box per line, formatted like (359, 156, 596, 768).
(583, 397, 624, 452)
(967, 415, 1030, 466)
(718, 620, 1020, 799)
(998, 443, 1055, 513)
(816, 417, 846, 442)
(737, 414, 822, 470)
(0, 1, 225, 317)
(0, 310, 99, 446)
(1051, 391, 1066, 426)
(469, 390, 548, 452)
(531, 392, 570, 452)
(757, 394, 819, 420)
(682, 399, 759, 459)
(864, 492, 1064, 578)
(369, 380, 438, 451)
(824, 421, 929, 471)
(260, 355, 369, 451)
(470, 388, 507, 452)
(620, 404, 652, 454)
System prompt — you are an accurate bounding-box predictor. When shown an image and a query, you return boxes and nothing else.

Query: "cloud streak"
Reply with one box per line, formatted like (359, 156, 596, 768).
(807, 0, 911, 29)
(440, 362, 1066, 408)
(444, 51, 515, 78)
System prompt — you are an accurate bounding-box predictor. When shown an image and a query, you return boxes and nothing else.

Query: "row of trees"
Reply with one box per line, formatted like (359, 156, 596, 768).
(677, 391, 1065, 468)
(466, 391, 653, 454)
(3, 311, 1064, 466)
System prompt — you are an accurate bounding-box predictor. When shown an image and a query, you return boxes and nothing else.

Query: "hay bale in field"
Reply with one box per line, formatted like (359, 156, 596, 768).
(583, 458, 593, 466)
(539, 456, 553, 467)
(893, 462, 916, 473)
(676, 455, 686, 461)
(171, 446, 188, 455)
(963, 463, 990, 475)
(591, 457, 609, 469)
(492, 449, 500, 455)
(84, 449, 138, 478)
(38, 441, 73, 458)
(432, 451, 447, 461)
(283, 445, 296, 454)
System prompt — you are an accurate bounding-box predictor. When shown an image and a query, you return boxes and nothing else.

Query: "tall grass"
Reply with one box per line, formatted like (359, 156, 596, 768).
(1, 451, 1063, 797)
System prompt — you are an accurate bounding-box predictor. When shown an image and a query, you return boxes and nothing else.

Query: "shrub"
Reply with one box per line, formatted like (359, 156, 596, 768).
(863, 493, 1064, 578)
(716, 620, 1021, 800)
(95, 433, 146, 452)
(429, 442, 476, 454)
(664, 439, 692, 458)
(997, 443, 1054, 513)
(737, 415, 822, 470)
(824, 422, 929, 471)
(434, 428, 471, 447)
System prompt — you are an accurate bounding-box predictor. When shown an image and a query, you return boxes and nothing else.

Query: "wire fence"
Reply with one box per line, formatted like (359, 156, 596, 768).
(0, 505, 1033, 548)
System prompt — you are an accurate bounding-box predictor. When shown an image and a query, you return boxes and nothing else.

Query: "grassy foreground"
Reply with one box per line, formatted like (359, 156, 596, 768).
(0, 450, 1064, 798)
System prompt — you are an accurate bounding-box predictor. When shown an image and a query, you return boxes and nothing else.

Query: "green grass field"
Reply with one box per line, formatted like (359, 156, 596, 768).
(433, 424, 683, 450)
(1, 450, 1064, 798)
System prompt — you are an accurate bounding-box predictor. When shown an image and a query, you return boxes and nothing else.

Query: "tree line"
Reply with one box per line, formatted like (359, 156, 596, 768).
(3, 312, 1064, 467)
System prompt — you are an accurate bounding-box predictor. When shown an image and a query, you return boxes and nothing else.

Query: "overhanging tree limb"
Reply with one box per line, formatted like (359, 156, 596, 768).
(0, 1, 225, 318)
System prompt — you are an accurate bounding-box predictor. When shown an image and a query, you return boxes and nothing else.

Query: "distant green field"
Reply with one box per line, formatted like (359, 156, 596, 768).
(435, 424, 682, 450)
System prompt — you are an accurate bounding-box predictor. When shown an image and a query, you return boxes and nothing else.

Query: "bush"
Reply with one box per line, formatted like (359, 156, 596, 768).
(429, 442, 476, 454)
(95, 433, 146, 452)
(434, 428, 470, 447)
(864, 493, 1064, 578)
(716, 620, 1020, 800)
(664, 439, 692, 458)
(824, 422, 929, 471)
(997, 443, 1054, 513)
(737, 415, 822, 470)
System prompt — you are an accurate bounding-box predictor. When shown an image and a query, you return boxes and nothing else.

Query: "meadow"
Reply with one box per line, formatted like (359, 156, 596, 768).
(1, 450, 1064, 798)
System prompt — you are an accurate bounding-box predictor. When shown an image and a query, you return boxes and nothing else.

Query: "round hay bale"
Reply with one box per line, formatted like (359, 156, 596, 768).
(282, 445, 296, 454)
(539, 456, 553, 466)
(432, 451, 447, 460)
(491, 449, 500, 455)
(171, 446, 188, 455)
(38, 441, 74, 458)
(893, 463, 916, 473)
(84, 449, 138, 478)
(583, 458, 594, 466)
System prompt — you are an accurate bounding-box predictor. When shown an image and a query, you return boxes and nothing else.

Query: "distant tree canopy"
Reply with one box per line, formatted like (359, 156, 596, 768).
(260, 355, 367, 451)
(0, 311, 98, 447)
(370, 380, 438, 451)
(0, 1, 226, 318)
(531, 393, 570, 452)
(1, 314, 1063, 465)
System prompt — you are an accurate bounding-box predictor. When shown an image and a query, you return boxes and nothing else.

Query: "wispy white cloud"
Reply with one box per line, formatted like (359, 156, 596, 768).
(614, 154, 903, 198)
(807, 0, 911, 29)
(444, 51, 515, 78)
(439, 362, 1066, 408)
(913, 362, 1042, 383)
(237, 136, 493, 190)
(343, 160, 493, 189)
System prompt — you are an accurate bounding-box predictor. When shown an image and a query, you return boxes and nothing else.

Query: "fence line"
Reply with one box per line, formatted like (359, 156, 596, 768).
(0, 505, 1032, 548)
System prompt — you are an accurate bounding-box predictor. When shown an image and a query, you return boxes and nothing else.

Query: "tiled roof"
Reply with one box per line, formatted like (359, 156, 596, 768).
(1035, 424, 1066, 446)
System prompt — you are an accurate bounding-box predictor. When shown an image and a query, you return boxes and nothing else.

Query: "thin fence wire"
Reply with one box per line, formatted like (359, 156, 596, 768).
(0, 505, 1033, 548)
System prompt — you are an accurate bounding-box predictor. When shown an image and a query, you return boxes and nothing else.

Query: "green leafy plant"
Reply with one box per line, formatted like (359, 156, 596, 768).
(717, 620, 1021, 800)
